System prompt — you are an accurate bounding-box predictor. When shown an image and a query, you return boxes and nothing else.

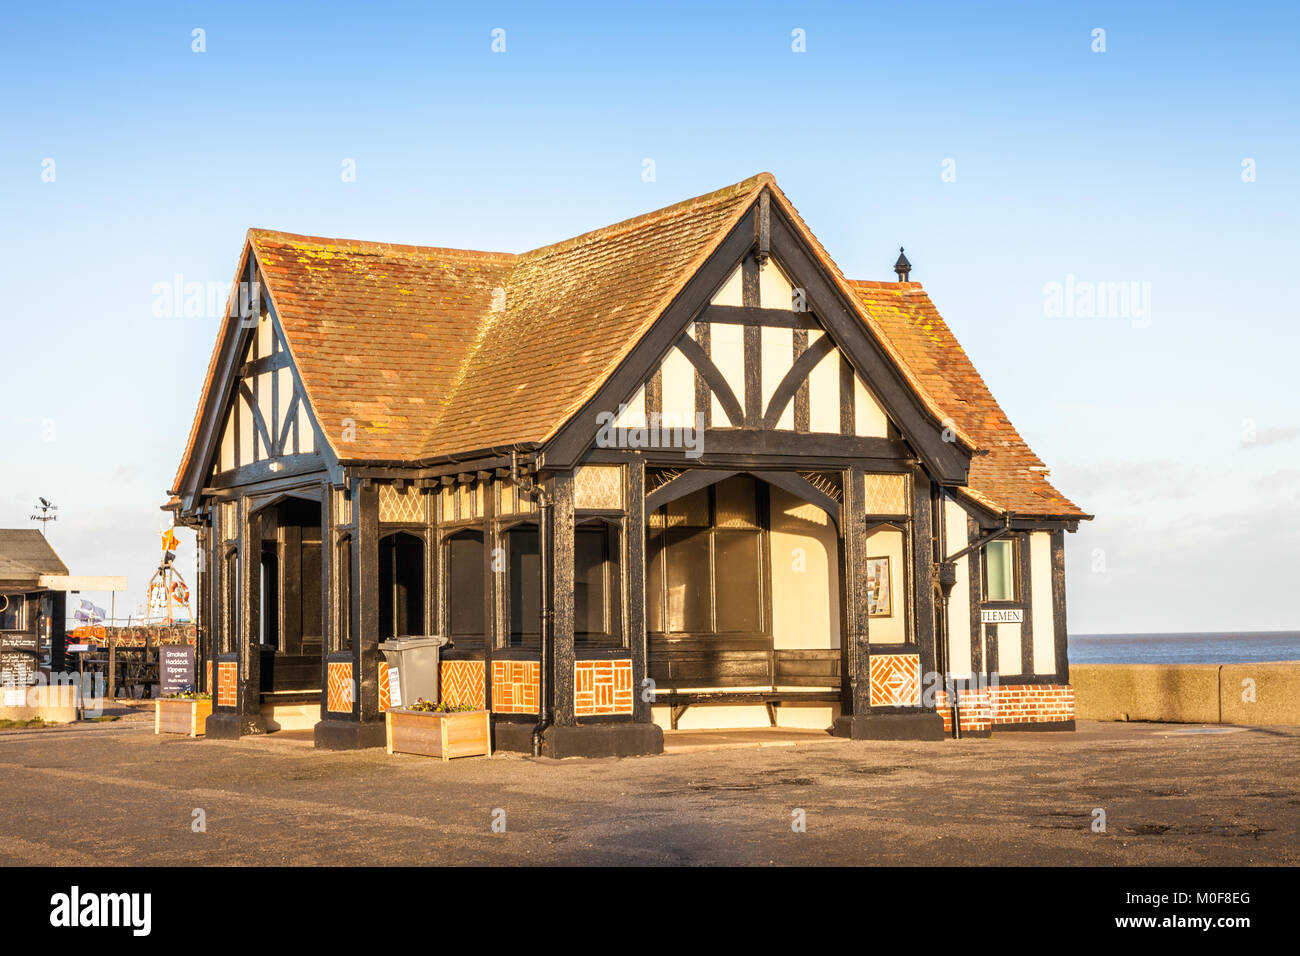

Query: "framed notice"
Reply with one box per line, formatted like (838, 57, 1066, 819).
(866, 556, 892, 617)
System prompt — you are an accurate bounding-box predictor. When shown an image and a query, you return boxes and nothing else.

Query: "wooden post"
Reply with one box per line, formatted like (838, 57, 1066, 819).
(549, 473, 576, 726)
(237, 496, 265, 732)
(841, 467, 871, 716)
(108, 636, 116, 700)
(319, 482, 334, 711)
(353, 480, 381, 724)
(482, 477, 496, 712)
(626, 458, 650, 723)
(910, 467, 937, 688)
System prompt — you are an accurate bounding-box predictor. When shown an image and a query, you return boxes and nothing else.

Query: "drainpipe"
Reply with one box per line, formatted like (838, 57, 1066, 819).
(935, 502, 1015, 740)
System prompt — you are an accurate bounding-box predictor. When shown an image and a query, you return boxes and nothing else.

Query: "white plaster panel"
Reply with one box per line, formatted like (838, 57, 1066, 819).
(761, 326, 795, 429)
(1031, 532, 1056, 674)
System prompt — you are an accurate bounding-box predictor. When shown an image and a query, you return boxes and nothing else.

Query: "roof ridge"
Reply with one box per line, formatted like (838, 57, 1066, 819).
(248, 229, 519, 263)
(516, 173, 774, 262)
(247, 175, 775, 268)
(846, 279, 925, 291)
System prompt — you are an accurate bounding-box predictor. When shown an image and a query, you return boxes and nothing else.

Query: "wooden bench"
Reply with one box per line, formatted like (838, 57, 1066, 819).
(653, 690, 841, 729)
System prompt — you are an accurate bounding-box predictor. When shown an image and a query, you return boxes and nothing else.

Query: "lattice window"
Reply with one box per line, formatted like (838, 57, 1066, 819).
(862, 473, 909, 516)
(574, 465, 624, 510)
(379, 483, 425, 523)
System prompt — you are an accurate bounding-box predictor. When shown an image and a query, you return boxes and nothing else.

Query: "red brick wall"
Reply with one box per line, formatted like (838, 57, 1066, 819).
(989, 683, 1074, 726)
(935, 683, 1075, 733)
(935, 687, 991, 733)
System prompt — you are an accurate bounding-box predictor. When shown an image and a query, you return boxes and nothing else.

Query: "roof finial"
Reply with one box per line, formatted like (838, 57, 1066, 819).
(894, 246, 911, 282)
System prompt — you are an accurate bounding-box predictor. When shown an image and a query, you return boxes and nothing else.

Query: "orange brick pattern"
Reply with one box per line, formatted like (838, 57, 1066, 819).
(989, 684, 1074, 726)
(441, 660, 485, 709)
(216, 661, 237, 708)
(327, 661, 353, 713)
(935, 687, 992, 733)
(378, 661, 391, 711)
(869, 654, 921, 707)
(492, 660, 539, 714)
(574, 659, 633, 716)
(205, 660, 212, 695)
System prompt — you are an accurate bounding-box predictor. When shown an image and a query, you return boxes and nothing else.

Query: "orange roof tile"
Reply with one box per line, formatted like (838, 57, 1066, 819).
(171, 174, 1085, 521)
(848, 281, 1088, 519)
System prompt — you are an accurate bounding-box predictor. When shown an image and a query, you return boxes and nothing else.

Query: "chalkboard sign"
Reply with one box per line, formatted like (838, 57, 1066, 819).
(160, 645, 196, 695)
(0, 651, 35, 687)
(2, 633, 37, 654)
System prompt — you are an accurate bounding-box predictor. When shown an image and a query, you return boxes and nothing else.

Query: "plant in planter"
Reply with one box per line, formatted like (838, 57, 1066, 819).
(405, 698, 478, 713)
(155, 687, 213, 737)
(386, 698, 491, 760)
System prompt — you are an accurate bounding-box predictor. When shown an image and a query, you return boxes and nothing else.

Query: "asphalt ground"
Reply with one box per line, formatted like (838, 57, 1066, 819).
(1, 712, 1296, 866)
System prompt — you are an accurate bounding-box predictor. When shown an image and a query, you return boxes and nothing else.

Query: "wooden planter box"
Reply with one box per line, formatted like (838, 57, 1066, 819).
(155, 697, 213, 737)
(385, 708, 491, 761)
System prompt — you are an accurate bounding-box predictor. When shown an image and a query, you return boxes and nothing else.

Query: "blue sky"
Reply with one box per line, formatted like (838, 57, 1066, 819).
(1, 1, 1296, 632)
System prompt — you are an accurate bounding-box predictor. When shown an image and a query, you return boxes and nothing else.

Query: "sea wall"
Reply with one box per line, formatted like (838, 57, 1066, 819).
(1072, 662, 1300, 725)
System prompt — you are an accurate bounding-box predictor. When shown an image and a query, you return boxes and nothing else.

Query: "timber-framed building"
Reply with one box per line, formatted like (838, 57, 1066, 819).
(167, 173, 1089, 756)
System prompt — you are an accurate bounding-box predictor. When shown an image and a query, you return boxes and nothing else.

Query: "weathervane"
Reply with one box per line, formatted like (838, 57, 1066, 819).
(30, 497, 58, 536)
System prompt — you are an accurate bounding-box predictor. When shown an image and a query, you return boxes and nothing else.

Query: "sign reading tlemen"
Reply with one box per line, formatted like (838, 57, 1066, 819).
(980, 608, 1024, 624)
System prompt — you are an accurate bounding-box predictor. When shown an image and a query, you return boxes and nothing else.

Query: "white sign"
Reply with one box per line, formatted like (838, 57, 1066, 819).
(980, 608, 1023, 623)
(388, 669, 401, 708)
(65, 644, 91, 653)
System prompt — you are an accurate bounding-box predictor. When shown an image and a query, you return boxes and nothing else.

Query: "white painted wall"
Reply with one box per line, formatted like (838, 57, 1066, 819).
(769, 487, 840, 651)
(713, 264, 743, 306)
(865, 526, 906, 644)
(614, 384, 647, 428)
(996, 622, 1023, 677)
(807, 331, 840, 433)
(944, 498, 973, 678)
(710, 321, 745, 424)
(760, 326, 795, 429)
(660, 342, 696, 423)
(854, 375, 889, 438)
(1030, 531, 1056, 674)
(757, 259, 793, 309)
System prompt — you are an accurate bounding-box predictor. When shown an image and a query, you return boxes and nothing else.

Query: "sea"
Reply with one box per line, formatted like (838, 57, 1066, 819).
(1068, 631, 1300, 665)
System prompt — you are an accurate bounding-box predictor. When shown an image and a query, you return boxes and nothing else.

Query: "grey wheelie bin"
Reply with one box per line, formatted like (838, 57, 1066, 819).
(378, 635, 449, 708)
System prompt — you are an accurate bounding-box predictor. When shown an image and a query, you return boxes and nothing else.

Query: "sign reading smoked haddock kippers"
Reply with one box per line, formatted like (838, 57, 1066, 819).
(159, 646, 195, 695)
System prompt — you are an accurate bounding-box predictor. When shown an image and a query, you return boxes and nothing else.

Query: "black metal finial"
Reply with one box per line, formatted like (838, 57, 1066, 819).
(894, 247, 911, 282)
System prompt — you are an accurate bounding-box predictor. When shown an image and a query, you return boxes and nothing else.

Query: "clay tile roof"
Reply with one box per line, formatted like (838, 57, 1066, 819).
(171, 173, 1085, 522)
(0, 529, 69, 585)
(418, 175, 763, 458)
(251, 233, 518, 462)
(847, 281, 1088, 519)
(170, 175, 765, 493)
